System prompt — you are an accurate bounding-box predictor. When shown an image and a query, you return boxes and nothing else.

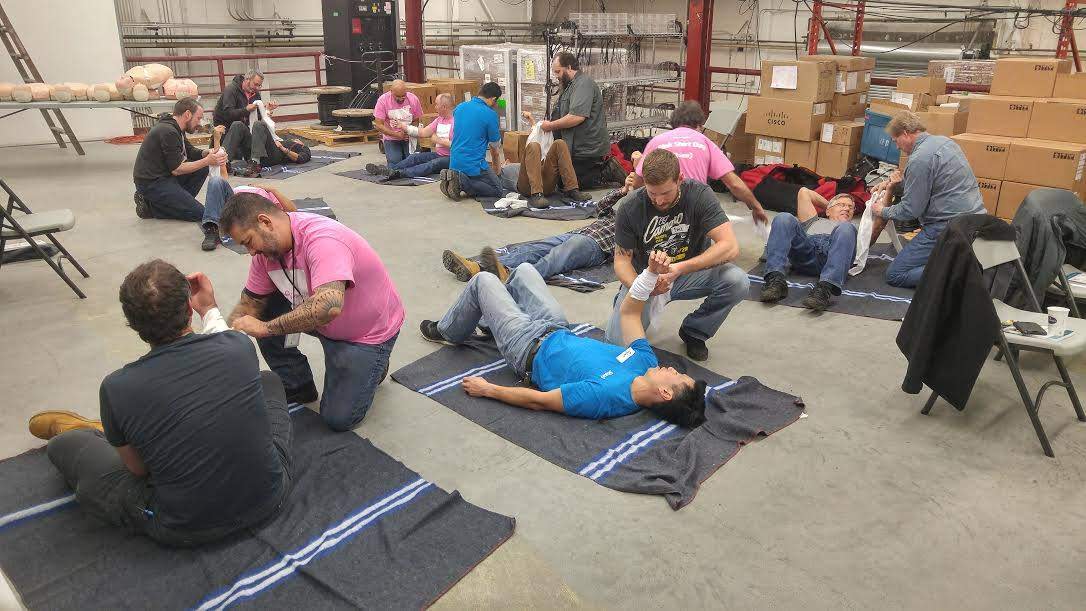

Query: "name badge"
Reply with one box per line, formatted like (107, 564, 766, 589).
(284, 333, 301, 348)
(616, 347, 635, 363)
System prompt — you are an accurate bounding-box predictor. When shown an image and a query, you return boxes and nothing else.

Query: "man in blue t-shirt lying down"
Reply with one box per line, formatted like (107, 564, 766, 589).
(420, 251, 710, 426)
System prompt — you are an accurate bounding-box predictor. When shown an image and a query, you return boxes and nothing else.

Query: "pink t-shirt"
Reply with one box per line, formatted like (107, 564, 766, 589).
(635, 127, 735, 184)
(428, 115, 455, 156)
(244, 213, 405, 345)
(233, 185, 284, 210)
(373, 91, 423, 142)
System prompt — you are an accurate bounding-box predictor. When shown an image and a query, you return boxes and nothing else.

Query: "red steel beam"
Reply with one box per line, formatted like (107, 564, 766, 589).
(807, 0, 823, 55)
(403, 0, 425, 82)
(852, 0, 865, 56)
(684, 0, 715, 109)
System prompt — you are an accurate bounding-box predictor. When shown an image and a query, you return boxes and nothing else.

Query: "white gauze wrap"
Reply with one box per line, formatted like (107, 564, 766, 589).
(629, 270, 660, 301)
(403, 124, 420, 137)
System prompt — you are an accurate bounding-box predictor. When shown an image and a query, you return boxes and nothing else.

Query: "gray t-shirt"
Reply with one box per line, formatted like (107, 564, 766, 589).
(551, 73, 610, 159)
(615, 180, 729, 271)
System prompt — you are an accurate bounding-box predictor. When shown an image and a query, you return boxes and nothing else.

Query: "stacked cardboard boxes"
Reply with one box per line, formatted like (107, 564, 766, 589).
(801, 54, 875, 120)
(381, 81, 438, 113)
(746, 59, 835, 168)
(817, 119, 864, 177)
(427, 78, 480, 107)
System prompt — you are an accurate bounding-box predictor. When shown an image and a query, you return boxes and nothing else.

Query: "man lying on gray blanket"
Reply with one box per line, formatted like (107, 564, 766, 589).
(420, 251, 709, 425)
(25, 260, 293, 547)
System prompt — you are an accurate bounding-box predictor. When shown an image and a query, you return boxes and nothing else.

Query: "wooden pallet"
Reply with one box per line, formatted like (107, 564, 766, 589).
(285, 127, 381, 147)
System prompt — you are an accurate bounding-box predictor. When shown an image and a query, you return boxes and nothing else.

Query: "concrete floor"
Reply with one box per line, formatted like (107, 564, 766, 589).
(2, 138, 1086, 610)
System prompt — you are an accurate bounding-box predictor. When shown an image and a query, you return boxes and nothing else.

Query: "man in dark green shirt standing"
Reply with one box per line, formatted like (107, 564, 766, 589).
(539, 52, 625, 188)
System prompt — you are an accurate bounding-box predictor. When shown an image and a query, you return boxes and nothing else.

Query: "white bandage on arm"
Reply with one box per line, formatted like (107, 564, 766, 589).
(404, 124, 420, 137)
(628, 270, 660, 301)
(201, 307, 230, 334)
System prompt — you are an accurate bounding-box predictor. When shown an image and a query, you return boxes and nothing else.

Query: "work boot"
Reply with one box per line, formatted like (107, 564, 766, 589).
(601, 158, 627, 186)
(285, 381, 319, 405)
(527, 193, 550, 209)
(420, 320, 454, 345)
(366, 163, 390, 176)
(479, 246, 510, 283)
(759, 271, 789, 303)
(28, 411, 103, 440)
(679, 329, 709, 362)
(440, 169, 462, 201)
(133, 191, 151, 219)
(442, 249, 482, 282)
(563, 188, 591, 203)
(386, 169, 405, 181)
(802, 281, 835, 312)
(201, 223, 220, 251)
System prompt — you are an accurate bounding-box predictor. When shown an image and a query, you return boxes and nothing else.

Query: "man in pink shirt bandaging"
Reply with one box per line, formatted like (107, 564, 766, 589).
(372, 80, 424, 165)
(366, 93, 455, 179)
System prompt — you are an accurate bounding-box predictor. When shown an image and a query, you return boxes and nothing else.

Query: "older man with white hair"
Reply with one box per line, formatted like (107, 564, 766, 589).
(373, 79, 424, 165)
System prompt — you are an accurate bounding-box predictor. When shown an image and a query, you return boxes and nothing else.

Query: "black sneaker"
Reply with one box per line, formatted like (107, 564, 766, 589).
(386, 169, 404, 181)
(366, 163, 390, 176)
(286, 381, 319, 405)
(601, 158, 627, 186)
(479, 246, 510, 283)
(201, 223, 220, 251)
(802, 281, 835, 312)
(133, 191, 151, 219)
(562, 188, 591, 202)
(759, 272, 789, 303)
(679, 329, 709, 362)
(527, 193, 550, 209)
(420, 320, 454, 345)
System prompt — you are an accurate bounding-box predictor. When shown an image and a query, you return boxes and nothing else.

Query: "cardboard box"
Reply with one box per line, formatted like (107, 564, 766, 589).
(745, 97, 829, 141)
(990, 57, 1071, 97)
(820, 119, 865, 146)
(880, 93, 932, 113)
(1054, 73, 1086, 100)
(753, 135, 785, 166)
(953, 133, 1013, 180)
(502, 130, 530, 163)
(760, 60, 836, 102)
(1027, 99, 1086, 144)
(703, 127, 728, 149)
(896, 76, 947, 97)
(816, 141, 861, 178)
(916, 110, 969, 137)
(997, 181, 1045, 219)
(947, 94, 986, 112)
(722, 113, 756, 165)
(1004, 139, 1086, 191)
(977, 178, 1002, 215)
(785, 139, 819, 168)
(417, 112, 438, 148)
(428, 78, 479, 106)
(381, 82, 438, 112)
(800, 54, 875, 94)
(965, 96, 1034, 137)
(830, 91, 868, 119)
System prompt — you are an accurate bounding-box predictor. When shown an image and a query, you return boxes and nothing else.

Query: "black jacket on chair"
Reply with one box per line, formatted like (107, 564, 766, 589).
(1010, 188, 1086, 308)
(896, 215, 1017, 409)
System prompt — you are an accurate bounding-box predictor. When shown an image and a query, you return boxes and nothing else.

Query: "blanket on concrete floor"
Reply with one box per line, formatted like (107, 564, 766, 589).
(222, 198, 335, 254)
(746, 244, 914, 321)
(0, 407, 515, 610)
(469, 240, 617, 293)
(392, 326, 805, 510)
(259, 150, 358, 180)
(334, 169, 437, 187)
(474, 193, 598, 221)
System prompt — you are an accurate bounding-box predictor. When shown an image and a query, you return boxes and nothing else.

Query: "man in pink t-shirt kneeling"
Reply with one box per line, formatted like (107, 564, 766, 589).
(631, 101, 768, 225)
(366, 93, 455, 180)
(219, 192, 405, 432)
(373, 80, 424, 165)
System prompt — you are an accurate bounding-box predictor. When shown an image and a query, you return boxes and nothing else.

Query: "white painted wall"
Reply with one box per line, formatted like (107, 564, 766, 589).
(0, 0, 133, 146)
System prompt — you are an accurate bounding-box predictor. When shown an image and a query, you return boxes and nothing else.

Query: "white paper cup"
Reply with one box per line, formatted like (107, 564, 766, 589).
(1048, 306, 1070, 335)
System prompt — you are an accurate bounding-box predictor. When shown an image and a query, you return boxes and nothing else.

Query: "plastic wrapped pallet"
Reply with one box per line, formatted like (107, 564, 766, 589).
(927, 60, 996, 87)
(460, 43, 546, 131)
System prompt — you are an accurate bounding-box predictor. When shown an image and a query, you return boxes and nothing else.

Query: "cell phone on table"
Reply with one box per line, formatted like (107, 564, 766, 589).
(1012, 321, 1047, 336)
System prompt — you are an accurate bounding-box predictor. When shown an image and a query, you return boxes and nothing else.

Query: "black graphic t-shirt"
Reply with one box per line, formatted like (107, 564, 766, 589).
(615, 180, 729, 271)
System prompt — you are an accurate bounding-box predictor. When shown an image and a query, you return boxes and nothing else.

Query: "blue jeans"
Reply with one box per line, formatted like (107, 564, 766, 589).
(886, 221, 947, 288)
(391, 151, 449, 178)
(458, 169, 516, 198)
(135, 166, 209, 222)
(499, 233, 608, 280)
(383, 139, 411, 164)
(764, 213, 858, 291)
(201, 175, 234, 228)
(257, 292, 397, 432)
(437, 263, 568, 376)
(604, 263, 750, 345)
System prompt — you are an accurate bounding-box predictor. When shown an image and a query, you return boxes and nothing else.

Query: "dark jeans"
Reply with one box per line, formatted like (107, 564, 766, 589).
(383, 139, 410, 164)
(764, 213, 858, 291)
(458, 168, 516, 198)
(256, 292, 397, 432)
(571, 155, 605, 188)
(222, 120, 252, 161)
(498, 233, 608, 280)
(391, 151, 449, 177)
(45, 371, 293, 547)
(252, 121, 281, 165)
(135, 166, 209, 222)
(886, 221, 947, 288)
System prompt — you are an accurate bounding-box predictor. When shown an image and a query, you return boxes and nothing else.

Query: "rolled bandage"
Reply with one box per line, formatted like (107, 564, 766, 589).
(403, 124, 420, 137)
(628, 269, 660, 301)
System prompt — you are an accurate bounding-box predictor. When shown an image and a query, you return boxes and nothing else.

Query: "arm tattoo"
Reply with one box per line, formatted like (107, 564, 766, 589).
(228, 292, 268, 326)
(266, 281, 346, 335)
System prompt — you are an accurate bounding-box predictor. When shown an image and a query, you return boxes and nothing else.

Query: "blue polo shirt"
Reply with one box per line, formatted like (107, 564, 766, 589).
(450, 97, 500, 177)
(530, 330, 659, 420)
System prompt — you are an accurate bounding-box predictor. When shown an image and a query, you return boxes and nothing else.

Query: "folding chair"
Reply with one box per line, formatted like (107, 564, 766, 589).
(921, 237, 1086, 457)
(1049, 263, 1085, 318)
(0, 178, 89, 299)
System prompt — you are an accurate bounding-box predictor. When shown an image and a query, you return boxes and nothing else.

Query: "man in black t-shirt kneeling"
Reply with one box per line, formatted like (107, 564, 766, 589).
(606, 149, 750, 362)
(27, 260, 293, 547)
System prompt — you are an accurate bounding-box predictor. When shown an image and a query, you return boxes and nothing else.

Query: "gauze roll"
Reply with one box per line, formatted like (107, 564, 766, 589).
(628, 270, 660, 301)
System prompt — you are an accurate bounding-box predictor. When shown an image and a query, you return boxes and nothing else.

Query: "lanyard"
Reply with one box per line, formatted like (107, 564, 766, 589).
(277, 250, 302, 307)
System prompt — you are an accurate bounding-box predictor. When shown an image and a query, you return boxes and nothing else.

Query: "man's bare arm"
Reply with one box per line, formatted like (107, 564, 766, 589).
(869, 215, 889, 247)
(228, 291, 269, 326)
(264, 186, 297, 212)
(265, 281, 346, 335)
(613, 246, 638, 288)
(116, 445, 148, 477)
(672, 224, 740, 275)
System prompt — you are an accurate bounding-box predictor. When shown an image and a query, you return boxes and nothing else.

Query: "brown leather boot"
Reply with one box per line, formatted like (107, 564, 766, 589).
(479, 247, 510, 283)
(28, 411, 104, 440)
(442, 249, 482, 282)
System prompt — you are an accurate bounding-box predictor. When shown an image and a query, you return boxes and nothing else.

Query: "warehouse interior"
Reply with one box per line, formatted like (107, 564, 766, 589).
(3, 0, 1086, 608)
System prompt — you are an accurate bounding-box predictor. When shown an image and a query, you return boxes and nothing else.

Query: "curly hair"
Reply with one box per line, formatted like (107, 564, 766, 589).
(646, 379, 709, 428)
(669, 100, 706, 130)
(118, 259, 191, 346)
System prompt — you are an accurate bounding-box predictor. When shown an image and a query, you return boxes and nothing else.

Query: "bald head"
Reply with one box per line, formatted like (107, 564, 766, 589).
(390, 80, 407, 100)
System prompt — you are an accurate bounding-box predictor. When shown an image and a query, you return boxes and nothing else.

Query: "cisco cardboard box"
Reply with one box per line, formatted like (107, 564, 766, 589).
(831, 91, 868, 119)
(754, 135, 785, 165)
(997, 181, 1045, 219)
(1027, 99, 1086, 144)
(820, 119, 865, 146)
(816, 141, 861, 178)
(896, 76, 947, 97)
(760, 60, 836, 103)
(990, 57, 1071, 98)
(879, 93, 932, 113)
(746, 97, 829, 141)
(977, 178, 1002, 215)
(952, 133, 1012, 180)
(965, 96, 1034, 137)
(916, 108, 969, 137)
(1003, 139, 1086, 192)
(784, 139, 819, 168)
(800, 54, 875, 94)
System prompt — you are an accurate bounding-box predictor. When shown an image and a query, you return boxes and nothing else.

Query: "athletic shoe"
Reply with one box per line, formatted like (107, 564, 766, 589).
(201, 224, 220, 251)
(601, 158, 627, 186)
(438, 169, 452, 199)
(563, 188, 591, 202)
(133, 191, 151, 219)
(366, 163, 390, 176)
(386, 169, 404, 181)
(679, 329, 709, 362)
(759, 271, 789, 303)
(420, 320, 454, 345)
(28, 411, 103, 440)
(802, 281, 835, 312)
(442, 249, 482, 282)
(479, 246, 510, 283)
(527, 193, 550, 209)
(286, 381, 319, 405)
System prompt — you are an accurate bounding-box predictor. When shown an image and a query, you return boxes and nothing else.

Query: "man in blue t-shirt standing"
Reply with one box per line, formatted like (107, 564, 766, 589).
(420, 251, 709, 426)
(439, 81, 515, 201)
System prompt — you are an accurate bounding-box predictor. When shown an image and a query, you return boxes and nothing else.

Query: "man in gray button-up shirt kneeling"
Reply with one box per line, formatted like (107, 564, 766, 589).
(869, 111, 987, 288)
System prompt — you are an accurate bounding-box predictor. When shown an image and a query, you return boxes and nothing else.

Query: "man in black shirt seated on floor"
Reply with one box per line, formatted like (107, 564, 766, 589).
(27, 260, 293, 547)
